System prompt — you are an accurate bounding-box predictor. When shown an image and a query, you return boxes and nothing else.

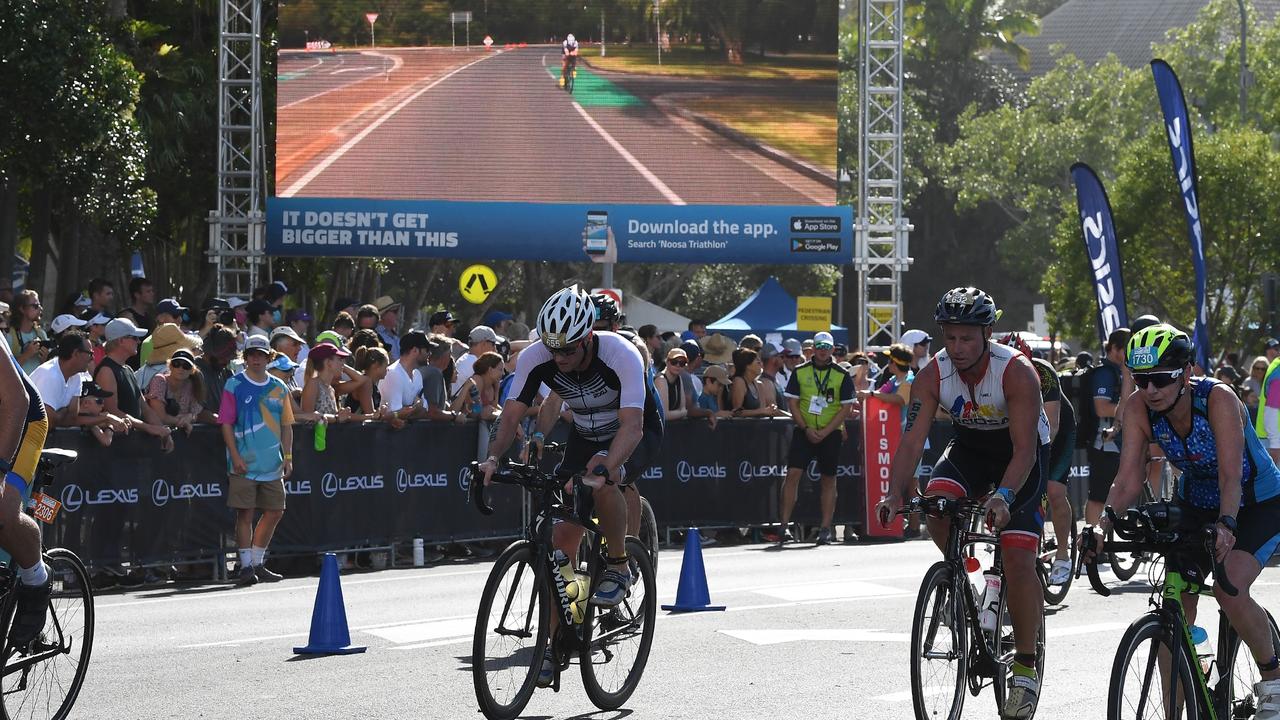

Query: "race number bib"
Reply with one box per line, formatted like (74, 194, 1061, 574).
(30, 493, 61, 524)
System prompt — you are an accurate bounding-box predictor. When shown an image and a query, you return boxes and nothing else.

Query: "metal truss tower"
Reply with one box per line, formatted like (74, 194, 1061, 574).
(855, 0, 912, 349)
(209, 0, 265, 299)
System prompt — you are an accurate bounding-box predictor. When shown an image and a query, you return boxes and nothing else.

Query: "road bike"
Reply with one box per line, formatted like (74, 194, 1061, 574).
(1107, 458, 1176, 582)
(562, 56, 578, 93)
(0, 448, 94, 720)
(468, 443, 656, 720)
(1038, 512, 1077, 605)
(895, 495, 1046, 720)
(1080, 502, 1279, 719)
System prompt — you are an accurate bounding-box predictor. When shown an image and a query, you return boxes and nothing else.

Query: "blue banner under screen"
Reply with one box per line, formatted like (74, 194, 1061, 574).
(267, 197, 852, 265)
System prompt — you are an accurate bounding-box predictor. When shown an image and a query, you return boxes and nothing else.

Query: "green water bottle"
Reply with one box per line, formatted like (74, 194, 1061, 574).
(314, 419, 327, 452)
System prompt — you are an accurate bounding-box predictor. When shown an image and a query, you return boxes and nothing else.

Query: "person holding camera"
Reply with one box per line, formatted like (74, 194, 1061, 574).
(7, 291, 49, 374)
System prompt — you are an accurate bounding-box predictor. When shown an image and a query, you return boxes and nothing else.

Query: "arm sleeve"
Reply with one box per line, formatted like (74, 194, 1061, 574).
(218, 389, 237, 425)
(507, 345, 548, 407)
(381, 369, 405, 412)
(839, 370, 856, 404)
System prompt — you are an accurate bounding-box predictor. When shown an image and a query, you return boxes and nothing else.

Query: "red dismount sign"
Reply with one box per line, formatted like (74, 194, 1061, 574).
(366, 13, 379, 24)
(862, 395, 903, 538)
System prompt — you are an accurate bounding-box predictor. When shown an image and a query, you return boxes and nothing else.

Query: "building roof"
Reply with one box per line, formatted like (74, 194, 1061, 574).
(988, 0, 1280, 78)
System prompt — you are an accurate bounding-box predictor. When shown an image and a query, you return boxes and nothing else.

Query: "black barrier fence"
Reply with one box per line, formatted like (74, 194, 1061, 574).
(42, 418, 1096, 568)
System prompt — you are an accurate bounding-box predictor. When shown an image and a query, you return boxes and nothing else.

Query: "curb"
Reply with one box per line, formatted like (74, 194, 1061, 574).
(655, 99, 836, 188)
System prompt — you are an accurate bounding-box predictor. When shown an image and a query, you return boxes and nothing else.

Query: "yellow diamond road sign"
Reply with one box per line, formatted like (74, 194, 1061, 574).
(459, 264, 498, 304)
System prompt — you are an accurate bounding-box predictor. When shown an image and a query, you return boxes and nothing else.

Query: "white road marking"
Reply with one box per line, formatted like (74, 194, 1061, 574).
(279, 51, 404, 110)
(1046, 621, 1131, 638)
(332, 67, 378, 74)
(279, 50, 501, 196)
(364, 618, 474, 645)
(570, 102, 686, 205)
(180, 613, 475, 649)
(720, 628, 911, 646)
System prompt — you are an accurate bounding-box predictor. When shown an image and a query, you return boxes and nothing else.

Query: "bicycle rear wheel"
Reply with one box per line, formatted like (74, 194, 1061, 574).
(638, 497, 659, 573)
(1221, 609, 1280, 719)
(1107, 614, 1197, 719)
(473, 541, 550, 720)
(1039, 522, 1077, 606)
(0, 548, 94, 720)
(580, 537, 656, 711)
(909, 561, 967, 720)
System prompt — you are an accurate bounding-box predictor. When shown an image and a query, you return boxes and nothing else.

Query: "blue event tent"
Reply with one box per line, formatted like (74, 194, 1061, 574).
(706, 276, 848, 344)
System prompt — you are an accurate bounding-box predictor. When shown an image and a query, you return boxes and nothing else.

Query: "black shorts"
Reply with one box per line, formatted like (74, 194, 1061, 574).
(1047, 427, 1075, 485)
(925, 440, 1049, 552)
(1087, 448, 1120, 502)
(787, 427, 843, 478)
(1170, 497, 1280, 571)
(556, 428, 662, 522)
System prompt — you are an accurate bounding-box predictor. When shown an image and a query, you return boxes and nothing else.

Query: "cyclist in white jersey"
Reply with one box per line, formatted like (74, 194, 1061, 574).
(876, 287, 1050, 720)
(560, 33, 579, 87)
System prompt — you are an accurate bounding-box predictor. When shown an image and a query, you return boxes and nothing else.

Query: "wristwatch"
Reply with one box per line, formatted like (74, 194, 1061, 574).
(993, 487, 1016, 506)
(1218, 515, 1238, 536)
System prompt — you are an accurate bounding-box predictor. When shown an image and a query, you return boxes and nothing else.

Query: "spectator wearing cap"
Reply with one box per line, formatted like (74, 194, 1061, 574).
(257, 280, 289, 308)
(429, 310, 458, 337)
(118, 277, 156, 331)
(299, 342, 354, 425)
(145, 348, 206, 435)
(654, 348, 690, 420)
(288, 310, 312, 342)
(453, 326, 500, 396)
(1256, 338, 1280, 464)
(8, 290, 49, 374)
(94, 318, 174, 448)
(267, 354, 300, 396)
(271, 325, 308, 392)
(49, 313, 88, 340)
(245, 300, 275, 339)
(219, 333, 293, 586)
(780, 339, 804, 387)
(900, 329, 933, 372)
(696, 365, 734, 427)
(858, 343, 913, 413)
(759, 342, 787, 405)
(679, 340, 705, 395)
(195, 324, 239, 422)
(484, 310, 514, 338)
(29, 332, 114, 430)
(331, 312, 355, 341)
(78, 381, 117, 447)
(87, 278, 115, 316)
(739, 334, 764, 353)
(372, 296, 403, 360)
(86, 312, 111, 367)
(379, 330, 432, 421)
(780, 331, 855, 545)
(138, 323, 202, 391)
(801, 338, 815, 362)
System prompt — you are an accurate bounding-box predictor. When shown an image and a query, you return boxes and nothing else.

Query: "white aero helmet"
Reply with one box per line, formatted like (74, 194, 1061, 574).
(536, 285, 594, 349)
(566, 33, 576, 44)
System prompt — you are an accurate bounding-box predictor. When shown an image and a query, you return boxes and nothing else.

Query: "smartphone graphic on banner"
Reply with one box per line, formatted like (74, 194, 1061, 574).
(585, 210, 609, 255)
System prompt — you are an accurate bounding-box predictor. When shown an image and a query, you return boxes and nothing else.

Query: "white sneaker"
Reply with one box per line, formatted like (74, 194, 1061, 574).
(1048, 558, 1073, 585)
(1255, 678, 1280, 720)
(1003, 673, 1040, 719)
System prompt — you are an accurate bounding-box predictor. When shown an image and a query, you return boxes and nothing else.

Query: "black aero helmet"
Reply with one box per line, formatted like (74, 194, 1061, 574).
(590, 293, 620, 326)
(1130, 314, 1161, 333)
(934, 287, 998, 326)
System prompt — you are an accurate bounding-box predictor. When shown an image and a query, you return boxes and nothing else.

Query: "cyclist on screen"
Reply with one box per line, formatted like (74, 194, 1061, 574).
(1085, 323, 1280, 716)
(479, 285, 663, 686)
(876, 287, 1050, 720)
(560, 33, 579, 88)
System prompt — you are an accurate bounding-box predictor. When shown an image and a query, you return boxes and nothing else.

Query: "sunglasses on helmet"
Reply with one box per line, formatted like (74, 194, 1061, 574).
(1133, 368, 1184, 390)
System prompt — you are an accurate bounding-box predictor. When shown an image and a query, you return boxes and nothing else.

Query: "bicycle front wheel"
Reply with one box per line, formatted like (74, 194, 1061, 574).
(909, 561, 967, 720)
(1107, 614, 1197, 719)
(1221, 609, 1280, 719)
(638, 497, 659, 573)
(473, 541, 550, 720)
(580, 537, 656, 711)
(0, 548, 95, 720)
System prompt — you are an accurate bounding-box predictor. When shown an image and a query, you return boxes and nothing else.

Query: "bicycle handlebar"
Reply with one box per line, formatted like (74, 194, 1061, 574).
(468, 442, 569, 516)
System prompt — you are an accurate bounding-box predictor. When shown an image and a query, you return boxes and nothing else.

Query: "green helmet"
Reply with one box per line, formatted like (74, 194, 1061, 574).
(1126, 323, 1193, 371)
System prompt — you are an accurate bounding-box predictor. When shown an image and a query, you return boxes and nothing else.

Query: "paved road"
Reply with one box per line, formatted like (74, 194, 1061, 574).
(277, 46, 831, 204)
(75, 534, 1280, 719)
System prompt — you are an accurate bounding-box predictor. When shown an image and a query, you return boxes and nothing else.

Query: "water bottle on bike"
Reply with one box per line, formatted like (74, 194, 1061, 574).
(978, 571, 1002, 632)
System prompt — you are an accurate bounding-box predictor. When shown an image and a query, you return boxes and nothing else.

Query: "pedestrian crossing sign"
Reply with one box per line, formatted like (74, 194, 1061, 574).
(459, 264, 498, 304)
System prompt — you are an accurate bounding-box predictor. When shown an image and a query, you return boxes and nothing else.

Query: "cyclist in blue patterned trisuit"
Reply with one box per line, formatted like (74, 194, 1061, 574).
(1089, 323, 1280, 718)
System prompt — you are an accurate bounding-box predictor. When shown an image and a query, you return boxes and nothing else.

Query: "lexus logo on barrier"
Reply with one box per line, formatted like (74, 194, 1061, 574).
(458, 467, 472, 493)
(676, 461, 727, 484)
(395, 468, 447, 493)
(640, 465, 663, 480)
(151, 478, 222, 507)
(804, 462, 861, 481)
(738, 461, 785, 483)
(60, 483, 140, 514)
(320, 472, 384, 499)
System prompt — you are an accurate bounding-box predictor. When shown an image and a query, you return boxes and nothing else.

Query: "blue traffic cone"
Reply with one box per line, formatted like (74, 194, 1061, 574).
(293, 553, 367, 655)
(661, 528, 726, 613)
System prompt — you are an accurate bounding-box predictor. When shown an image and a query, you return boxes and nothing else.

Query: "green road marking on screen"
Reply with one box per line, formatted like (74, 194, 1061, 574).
(545, 67, 642, 108)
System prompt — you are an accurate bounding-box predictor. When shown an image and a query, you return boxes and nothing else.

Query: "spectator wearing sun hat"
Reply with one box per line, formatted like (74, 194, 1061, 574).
(137, 322, 202, 390)
(899, 329, 933, 372)
(372, 296, 403, 360)
(702, 332, 736, 365)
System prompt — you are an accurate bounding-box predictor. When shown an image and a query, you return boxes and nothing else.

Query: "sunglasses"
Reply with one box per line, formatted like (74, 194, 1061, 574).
(547, 342, 582, 357)
(668, 359, 687, 367)
(171, 360, 193, 370)
(1133, 368, 1184, 390)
